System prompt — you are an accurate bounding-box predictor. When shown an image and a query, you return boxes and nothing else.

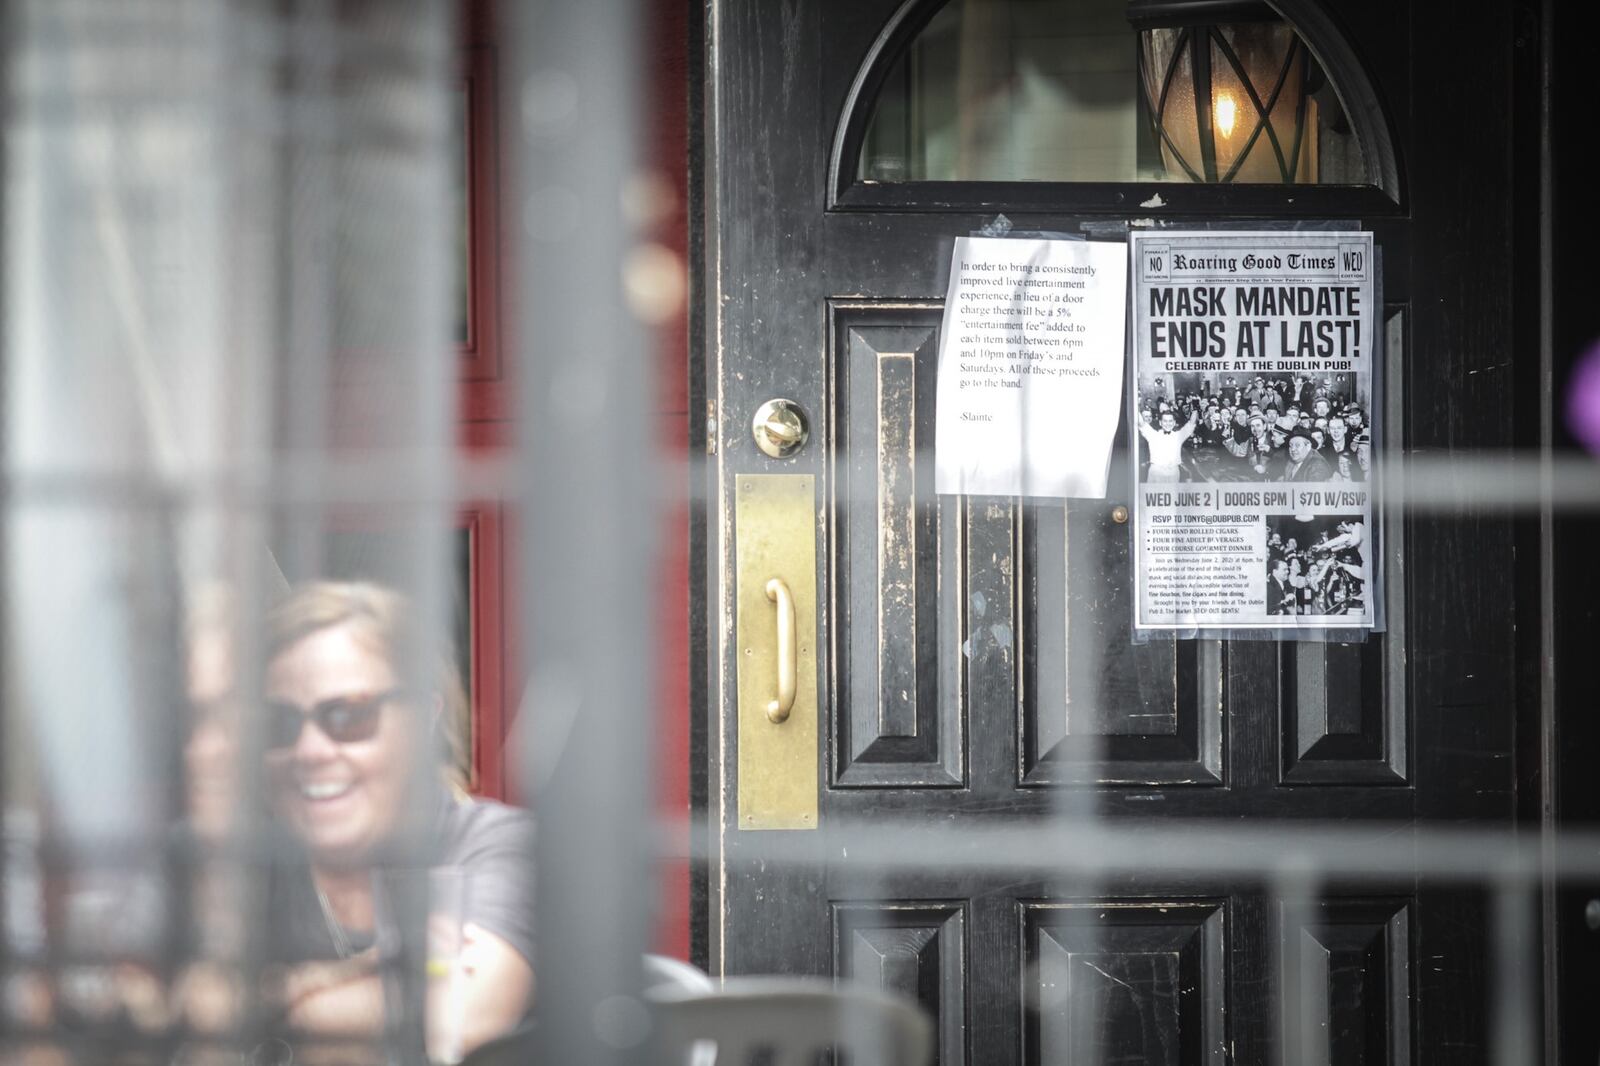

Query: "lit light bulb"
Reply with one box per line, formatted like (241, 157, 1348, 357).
(1213, 93, 1238, 138)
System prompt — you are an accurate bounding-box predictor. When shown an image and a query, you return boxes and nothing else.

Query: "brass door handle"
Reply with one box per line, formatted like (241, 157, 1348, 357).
(735, 475, 817, 829)
(764, 577, 796, 723)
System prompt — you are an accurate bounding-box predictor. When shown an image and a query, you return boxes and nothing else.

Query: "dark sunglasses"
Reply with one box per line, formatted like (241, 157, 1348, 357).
(266, 689, 403, 750)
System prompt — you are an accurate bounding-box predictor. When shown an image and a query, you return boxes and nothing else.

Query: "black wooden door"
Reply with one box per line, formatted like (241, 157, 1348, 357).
(705, 1, 1525, 1063)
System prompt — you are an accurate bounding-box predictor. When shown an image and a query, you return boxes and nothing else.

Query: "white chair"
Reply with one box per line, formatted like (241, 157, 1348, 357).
(649, 977, 935, 1066)
(644, 952, 717, 995)
(645, 954, 718, 1066)
(458, 956, 716, 1065)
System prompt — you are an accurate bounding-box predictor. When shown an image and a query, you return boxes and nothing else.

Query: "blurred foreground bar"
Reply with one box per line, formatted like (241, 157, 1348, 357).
(508, 1, 657, 1063)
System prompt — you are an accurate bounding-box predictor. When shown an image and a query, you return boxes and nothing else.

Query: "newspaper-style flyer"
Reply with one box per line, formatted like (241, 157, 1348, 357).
(1128, 231, 1377, 633)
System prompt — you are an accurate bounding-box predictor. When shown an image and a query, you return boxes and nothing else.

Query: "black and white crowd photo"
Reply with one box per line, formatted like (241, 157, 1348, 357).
(1265, 514, 1367, 617)
(1135, 370, 1371, 483)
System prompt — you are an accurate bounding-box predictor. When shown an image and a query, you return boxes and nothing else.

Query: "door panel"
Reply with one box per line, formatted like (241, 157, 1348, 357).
(1023, 900, 1226, 1066)
(835, 902, 969, 1063)
(1280, 638, 1404, 785)
(1286, 897, 1412, 1066)
(1280, 309, 1410, 789)
(829, 302, 965, 787)
(1024, 503, 1226, 787)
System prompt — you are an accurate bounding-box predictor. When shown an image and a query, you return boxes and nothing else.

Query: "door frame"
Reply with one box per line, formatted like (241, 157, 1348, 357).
(693, 0, 1560, 1056)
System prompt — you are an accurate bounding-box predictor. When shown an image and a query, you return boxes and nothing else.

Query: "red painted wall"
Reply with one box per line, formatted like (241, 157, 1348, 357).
(457, 0, 692, 961)
(644, 0, 693, 964)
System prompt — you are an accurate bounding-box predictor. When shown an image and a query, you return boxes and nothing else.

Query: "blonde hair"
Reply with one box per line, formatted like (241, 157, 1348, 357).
(266, 581, 470, 792)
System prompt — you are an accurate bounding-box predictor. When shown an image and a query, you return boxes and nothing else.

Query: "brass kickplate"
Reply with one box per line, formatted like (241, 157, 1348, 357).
(735, 474, 818, 830)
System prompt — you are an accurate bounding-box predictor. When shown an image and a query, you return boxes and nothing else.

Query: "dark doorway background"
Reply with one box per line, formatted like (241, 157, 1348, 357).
(1548, 0, 1600, 1060)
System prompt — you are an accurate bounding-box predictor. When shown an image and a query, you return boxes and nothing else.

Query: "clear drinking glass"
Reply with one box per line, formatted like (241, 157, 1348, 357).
(426, 867, 469, 1064)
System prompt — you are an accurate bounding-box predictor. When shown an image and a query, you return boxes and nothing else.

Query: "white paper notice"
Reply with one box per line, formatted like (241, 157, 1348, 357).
(934, 237, 1128, 498)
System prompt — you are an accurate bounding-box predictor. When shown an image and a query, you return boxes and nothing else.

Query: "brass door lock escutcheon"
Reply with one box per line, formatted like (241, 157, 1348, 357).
(752, 398, 809, 458)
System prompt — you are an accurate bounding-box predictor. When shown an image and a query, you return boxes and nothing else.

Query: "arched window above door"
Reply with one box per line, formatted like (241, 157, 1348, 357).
(831, 0, 1401, 211)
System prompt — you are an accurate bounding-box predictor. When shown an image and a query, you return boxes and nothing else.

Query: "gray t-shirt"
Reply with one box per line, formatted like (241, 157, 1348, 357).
(271, 796, 536, 967)
(436, 797, 537, 965)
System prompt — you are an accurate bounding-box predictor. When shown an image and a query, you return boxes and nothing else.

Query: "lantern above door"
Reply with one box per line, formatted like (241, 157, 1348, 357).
(1131, 0, 1316, 183)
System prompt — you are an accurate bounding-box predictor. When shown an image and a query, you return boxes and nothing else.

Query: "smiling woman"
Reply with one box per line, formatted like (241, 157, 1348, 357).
(262, 582, 535, 1061)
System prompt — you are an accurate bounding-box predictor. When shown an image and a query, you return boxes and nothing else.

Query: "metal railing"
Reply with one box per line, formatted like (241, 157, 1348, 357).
(0, 2, 1594, 1064)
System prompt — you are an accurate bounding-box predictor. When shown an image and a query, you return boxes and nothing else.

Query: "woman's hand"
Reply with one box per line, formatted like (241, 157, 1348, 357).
(428, 923, 535, 1059)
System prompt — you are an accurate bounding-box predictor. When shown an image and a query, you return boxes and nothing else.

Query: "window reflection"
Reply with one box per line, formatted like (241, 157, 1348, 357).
(858, 0, 1367, 184)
